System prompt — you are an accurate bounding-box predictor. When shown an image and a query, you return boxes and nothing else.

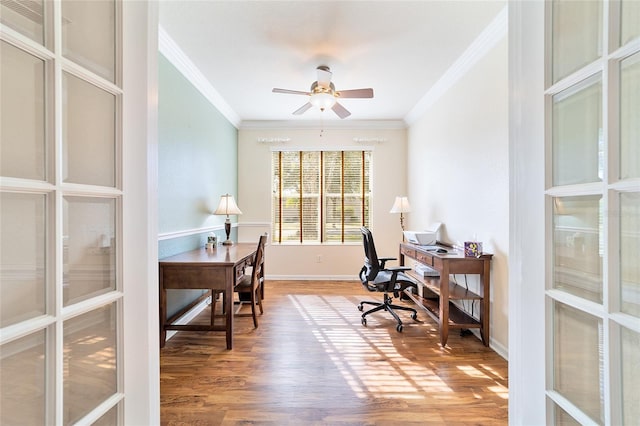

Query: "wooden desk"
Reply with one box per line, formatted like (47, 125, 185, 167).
(399, 242, 492, 347)
(159, 243, 256, 349)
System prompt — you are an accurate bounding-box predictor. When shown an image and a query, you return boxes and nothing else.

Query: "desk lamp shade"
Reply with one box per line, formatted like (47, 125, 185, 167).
(390, 196, 411, 231)
(214, 194, 242, 245)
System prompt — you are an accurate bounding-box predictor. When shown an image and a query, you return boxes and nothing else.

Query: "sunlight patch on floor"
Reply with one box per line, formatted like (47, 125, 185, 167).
(289, 294, 453, 400)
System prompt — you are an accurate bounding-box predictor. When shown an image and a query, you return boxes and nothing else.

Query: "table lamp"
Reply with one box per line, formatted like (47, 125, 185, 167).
(214, 194, 242, 245)
(390, 196, 411, 231)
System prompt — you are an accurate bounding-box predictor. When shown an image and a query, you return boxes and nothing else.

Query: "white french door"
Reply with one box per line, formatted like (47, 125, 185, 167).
(545, 1, 639, 424)
(1, 1, 128, 424)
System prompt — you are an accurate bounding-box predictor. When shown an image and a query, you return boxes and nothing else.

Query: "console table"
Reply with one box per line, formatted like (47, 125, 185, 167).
(399, 242, 492, 347)
(159, 243, 256, 349)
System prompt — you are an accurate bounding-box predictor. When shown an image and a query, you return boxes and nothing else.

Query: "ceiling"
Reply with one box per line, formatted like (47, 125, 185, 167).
(158, 1, 505, 126)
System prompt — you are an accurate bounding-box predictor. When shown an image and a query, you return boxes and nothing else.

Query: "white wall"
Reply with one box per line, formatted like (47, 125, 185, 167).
(237, 125, 407, 279)
(406, 37, 509, 355)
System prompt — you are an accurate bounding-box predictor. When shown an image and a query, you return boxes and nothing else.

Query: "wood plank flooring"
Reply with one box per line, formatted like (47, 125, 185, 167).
(160, 280, 508, 425)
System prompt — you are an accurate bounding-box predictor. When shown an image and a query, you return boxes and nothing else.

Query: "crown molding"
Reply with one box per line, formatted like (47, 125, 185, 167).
(239, 119, 406, 130)
(159, 4, 507, 131)
(158, 26, 241, 128)
(404, 5, 508, 125)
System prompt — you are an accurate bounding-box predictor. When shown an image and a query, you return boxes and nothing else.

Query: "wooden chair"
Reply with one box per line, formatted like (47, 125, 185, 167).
(211, 234, 267, 328)
(232, 233, 267, 327)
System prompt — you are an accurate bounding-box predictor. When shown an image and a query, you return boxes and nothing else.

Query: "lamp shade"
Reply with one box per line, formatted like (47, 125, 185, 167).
(214, 194, 242, 216)
(390, 196, 411, 214)
(309, 92, 336, 110)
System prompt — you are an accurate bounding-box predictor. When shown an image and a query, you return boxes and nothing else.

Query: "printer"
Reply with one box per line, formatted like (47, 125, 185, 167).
(403, 223, 442, 246)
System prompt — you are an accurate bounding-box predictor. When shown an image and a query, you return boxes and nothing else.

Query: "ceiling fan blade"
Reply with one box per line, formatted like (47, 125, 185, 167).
(316, 66, 332, 89)
(331, 102, 351, 119)
(293, 102, 313, 115)
(336, 88, 374, 98)
(273, 88, 310, 96)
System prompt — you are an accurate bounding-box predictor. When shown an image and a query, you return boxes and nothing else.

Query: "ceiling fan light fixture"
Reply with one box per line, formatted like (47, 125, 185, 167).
(272, 66, 372, 118)
(309, 92, 336, 111)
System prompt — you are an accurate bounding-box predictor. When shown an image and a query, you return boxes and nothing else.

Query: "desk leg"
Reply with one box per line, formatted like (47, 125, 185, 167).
(159, 269, 167, 348)
(224, 270, 234, 350)
(480, 258, 491, 346)
(210, 290, 218, 327)
(439, 263, 450, 347)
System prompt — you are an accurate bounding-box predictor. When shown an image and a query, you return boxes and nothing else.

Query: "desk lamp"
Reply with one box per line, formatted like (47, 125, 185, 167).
(214, 194, 242, 245)
(390, 196, 411, 231)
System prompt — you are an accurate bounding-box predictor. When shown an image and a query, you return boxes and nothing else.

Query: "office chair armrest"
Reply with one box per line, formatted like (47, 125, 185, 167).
(378, 256, 397, 268)
(385, 266, 411, 272)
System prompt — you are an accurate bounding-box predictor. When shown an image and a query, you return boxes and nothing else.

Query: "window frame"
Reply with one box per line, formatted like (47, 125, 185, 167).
(271, 147, 372, 244)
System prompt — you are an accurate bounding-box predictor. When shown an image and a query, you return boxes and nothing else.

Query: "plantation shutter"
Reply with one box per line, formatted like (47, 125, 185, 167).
(301, 152, 320, 242)
(323, 151, 343, 242)
(272, 149, 371, 243)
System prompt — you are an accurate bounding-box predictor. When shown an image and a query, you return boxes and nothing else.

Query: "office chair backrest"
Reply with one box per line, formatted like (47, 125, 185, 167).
(360, 227, 380, 282)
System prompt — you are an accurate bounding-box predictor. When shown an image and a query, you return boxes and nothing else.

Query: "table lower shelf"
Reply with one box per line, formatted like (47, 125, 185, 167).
(403, 289, 480, 329)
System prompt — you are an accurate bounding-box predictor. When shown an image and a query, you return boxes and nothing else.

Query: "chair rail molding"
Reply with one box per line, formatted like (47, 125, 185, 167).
(158, 224, 227, 241)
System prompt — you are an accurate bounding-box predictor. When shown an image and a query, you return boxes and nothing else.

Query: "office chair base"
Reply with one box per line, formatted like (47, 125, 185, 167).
(358, 294, 418, 332)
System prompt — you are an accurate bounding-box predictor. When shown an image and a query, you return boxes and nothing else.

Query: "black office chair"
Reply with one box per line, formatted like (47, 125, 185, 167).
(358, 227, 418, 332)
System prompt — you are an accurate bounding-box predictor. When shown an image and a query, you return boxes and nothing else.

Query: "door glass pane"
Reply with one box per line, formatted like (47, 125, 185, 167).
(94, 404, 119, 426)
(63, 196, 116, 307)
(621, 326, 640, 424)
(621, 0, 640, 46)
(552, 402, 581, 426)
(0, 41, 46, 181)
(552, 76, 603, 186)
(61, 0, 115, 82)
(0, 0, 45, 45)
(620, 192, 640, 317)
(552, 196, 603, 303)
(620, 52, 640, 180)
(552, 0, 602, 83)
(63, 303, 117, 425)
(62, 72, 116, 187)
(0, 330, 46, 425)
(0, 192, 46, 327)
(553, 301, 604, 423)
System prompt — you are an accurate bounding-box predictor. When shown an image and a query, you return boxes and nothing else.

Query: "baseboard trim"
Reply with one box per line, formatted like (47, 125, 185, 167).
(165, 295, 211, 341)
(465, 329, 508, 361)
(266, 275, 359, 281)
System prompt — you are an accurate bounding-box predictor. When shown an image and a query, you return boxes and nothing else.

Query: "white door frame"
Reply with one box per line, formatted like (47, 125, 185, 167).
(121, 1, 160, 423)
(508, 1, 547, 423)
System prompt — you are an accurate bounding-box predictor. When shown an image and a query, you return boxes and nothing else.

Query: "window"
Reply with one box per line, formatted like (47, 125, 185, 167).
(272, 150, 371, 243)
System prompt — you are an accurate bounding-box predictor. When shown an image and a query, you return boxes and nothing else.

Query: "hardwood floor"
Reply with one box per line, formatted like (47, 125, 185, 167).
(160, 280, 508, 425)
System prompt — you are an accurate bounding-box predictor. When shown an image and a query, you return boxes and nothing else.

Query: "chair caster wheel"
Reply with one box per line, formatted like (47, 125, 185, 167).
(411, 312, 418, 320)
(396, 324, 403, 332)
(361, 317, 367, 326)
(358, 304, 364, 312)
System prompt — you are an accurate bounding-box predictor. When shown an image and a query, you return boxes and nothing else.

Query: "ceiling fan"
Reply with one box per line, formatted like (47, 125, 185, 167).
(272, 65, 374, 119)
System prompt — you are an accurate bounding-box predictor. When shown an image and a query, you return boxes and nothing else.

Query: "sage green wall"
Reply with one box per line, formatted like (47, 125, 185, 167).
(158, 53, 238, 318)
